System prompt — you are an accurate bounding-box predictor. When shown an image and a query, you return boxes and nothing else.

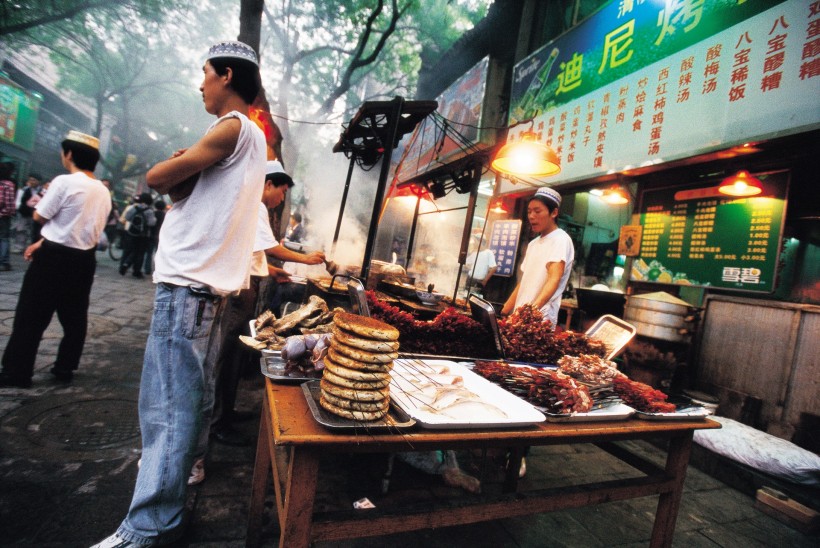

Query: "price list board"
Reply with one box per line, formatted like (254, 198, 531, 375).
(631, 171, 788, 292)
(489, 220, 523, 277)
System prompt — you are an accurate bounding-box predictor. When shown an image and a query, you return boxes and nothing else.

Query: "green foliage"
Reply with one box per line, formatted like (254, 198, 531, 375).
(0, 0, 179, 36)
(5, 0, 202, 196)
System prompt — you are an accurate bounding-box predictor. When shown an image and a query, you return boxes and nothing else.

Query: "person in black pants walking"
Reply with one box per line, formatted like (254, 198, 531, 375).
(118, 192, 156, 278)
(0, 131, 111, 388)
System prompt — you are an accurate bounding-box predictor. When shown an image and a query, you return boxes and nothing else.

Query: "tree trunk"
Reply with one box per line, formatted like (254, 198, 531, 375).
(239, 0, 284, 163)
(238, 0, 264, 55)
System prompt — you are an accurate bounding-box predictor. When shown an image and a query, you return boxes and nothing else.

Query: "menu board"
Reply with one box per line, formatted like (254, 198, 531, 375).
(489, 220, 522, 277)
(631, 171, 788, 292)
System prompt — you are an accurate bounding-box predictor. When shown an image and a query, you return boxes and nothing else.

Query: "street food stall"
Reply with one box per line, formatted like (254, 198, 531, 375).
(244, 300, 720, 547)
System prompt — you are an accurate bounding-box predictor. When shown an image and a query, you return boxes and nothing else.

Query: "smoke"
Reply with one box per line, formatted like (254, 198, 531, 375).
(284, 129, 489, 296)
(289, 144, 377, 278)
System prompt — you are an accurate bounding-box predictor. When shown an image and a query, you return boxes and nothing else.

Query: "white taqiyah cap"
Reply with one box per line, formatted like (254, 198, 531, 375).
(534, 186, 561, 207)
(206, 41, 258, 66)
(64, 130, 99, 150)
(266, 160, 285, 176)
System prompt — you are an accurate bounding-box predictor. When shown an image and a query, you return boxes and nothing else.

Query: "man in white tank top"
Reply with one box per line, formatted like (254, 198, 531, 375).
(93, 41, 266, 548)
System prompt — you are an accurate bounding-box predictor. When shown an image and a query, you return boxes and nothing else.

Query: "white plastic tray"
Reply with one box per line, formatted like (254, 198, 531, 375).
(584, 314, 637, 360)
(389, 359, 546, 429)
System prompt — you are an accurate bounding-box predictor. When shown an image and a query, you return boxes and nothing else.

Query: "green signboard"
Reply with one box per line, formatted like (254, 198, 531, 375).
(0, 74, 42, 152)
(510, 0, 788, 123)
(500, 0, 819, 188)
(631, 171, 788, 293)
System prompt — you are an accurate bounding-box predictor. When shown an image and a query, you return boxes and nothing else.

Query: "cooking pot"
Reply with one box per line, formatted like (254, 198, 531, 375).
(624, 291, 698, 342)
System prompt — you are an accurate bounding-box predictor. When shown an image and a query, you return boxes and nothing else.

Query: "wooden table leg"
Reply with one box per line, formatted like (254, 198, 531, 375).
(280, 446, 320, 548)
(246, 399, 273, 548)
(650, 433, 693, 548)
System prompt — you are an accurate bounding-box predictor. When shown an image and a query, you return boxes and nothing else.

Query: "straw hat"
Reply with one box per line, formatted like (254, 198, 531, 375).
(65, 130, 99, 150)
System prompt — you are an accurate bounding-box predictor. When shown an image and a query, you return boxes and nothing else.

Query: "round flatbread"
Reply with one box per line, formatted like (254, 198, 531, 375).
(320, 378, 389, 402)
(333, 311, 399, 341)
(323, 368, 390, 389)
(332, 325, 400, 352)
(319, 395, 387, 422)
(325, 358, 391, 383)
(321, 390, 390, 412)
(327, 347, 393, 373)
(330, 338, 398, 363)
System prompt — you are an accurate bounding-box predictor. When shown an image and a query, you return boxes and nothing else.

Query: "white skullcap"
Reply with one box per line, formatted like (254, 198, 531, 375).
(534, 186, 561, 207)
(206, 41, 258, 66)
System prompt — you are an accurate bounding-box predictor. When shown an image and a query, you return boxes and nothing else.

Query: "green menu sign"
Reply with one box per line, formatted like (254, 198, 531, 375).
(631, 171, 788, 293)
(0, 74, 42, 152)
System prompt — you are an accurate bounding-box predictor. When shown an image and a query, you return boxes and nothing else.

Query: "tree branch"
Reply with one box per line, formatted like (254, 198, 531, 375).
(0, 0, 130, 36)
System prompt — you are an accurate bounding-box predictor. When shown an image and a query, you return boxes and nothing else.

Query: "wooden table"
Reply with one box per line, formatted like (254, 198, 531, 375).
(246, 381, 719, 548)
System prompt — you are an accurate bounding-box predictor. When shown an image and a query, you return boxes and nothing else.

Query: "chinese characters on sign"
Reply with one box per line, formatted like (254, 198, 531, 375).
(489, 220, 523, 277)
(503, 0, 819, 189)
(631, 171, 787, 292)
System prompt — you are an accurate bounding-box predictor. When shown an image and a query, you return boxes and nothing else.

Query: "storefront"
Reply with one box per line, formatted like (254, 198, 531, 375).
(0, 71, 42, 181)
(497, 0, 819, 446)
(382, 0, 817, 448)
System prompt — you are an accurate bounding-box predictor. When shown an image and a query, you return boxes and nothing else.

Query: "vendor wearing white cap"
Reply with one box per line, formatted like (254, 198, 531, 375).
(0, 130, 111, 388)
(501, 186, 574, 328)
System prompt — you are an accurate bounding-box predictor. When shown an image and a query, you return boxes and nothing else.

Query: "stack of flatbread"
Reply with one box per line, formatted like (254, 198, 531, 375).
(320, 311, 400, 421)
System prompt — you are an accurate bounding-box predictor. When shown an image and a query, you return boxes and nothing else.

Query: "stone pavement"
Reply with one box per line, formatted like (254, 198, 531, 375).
(0, 250, 815, 547)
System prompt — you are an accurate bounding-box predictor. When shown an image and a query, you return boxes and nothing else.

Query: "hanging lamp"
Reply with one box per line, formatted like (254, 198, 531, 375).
(490, 200, 508, 214)
(491, 130, 561, 177)
(601, 185, 630, 205)
(718, 170, 763, 196)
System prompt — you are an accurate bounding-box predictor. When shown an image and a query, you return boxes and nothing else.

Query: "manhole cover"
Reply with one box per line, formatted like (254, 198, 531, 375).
(27, 399, 140, 451)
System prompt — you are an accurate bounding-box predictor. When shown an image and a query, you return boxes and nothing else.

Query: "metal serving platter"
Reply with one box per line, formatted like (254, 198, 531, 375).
(301, 381, 416, 431)
(259, 356, 321, 383)
(633, 408, 711, 421)
(542, 402, 635, 423)
(249, 319, 279, 357)
(584, 314, 637, 360)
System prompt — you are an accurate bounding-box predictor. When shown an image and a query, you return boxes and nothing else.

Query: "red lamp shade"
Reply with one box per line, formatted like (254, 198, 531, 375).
(718, 170, 763, 197)
(601, 186, 629, 205)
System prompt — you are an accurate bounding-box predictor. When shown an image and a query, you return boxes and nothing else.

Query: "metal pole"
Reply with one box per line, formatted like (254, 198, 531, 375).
(452, 166, 480, 301)
(405, 190, 422, 269)
(361, 96, 405, 283)
(330, 154, 357, 259)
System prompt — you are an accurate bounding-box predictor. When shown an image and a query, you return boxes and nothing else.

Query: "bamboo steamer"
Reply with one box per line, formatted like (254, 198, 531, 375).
(624, 291, 697, 342)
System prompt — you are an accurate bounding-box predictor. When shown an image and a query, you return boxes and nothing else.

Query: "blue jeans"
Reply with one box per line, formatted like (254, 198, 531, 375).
(0, 216, 11, 266)
(117, 284, 224, 545)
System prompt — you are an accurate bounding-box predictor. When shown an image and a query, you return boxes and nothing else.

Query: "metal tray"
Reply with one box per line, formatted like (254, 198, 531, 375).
(259, 356, 321, 383)
(584, 314, 637, 360)
(543, 402, 635, 423)
(301, 381, 416, 430)
(633, 404, 711, 421)
(468, 295, 505, 358)
(249, 319, 279, 357)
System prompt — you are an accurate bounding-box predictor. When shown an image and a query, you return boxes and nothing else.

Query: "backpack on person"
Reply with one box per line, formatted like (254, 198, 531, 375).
(127, 206, 149, 237)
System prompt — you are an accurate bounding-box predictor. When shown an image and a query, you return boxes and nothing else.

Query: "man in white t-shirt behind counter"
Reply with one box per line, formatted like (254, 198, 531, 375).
(0, 130, 111, 388)
(502, 186, 574, 328)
